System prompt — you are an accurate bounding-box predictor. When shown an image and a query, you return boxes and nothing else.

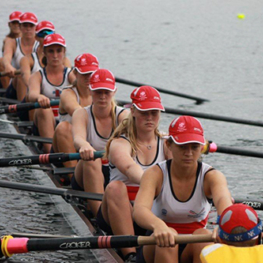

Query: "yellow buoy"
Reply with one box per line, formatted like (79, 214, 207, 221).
(237, 13, 245, 19)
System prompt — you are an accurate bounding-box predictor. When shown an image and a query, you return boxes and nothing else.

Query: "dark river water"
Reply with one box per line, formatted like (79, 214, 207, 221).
(0, 0, 263, 261)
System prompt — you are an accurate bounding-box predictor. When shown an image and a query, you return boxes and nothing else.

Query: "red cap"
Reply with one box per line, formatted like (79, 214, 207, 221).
(19, 12, 38, 25)
(36, 20, 55, 34)
(89, 69, 116, 91)
(43, 33, 66, 48)
(168, 116, 205, 145)
(130, 86, 164, 111)
(9, 11, 23, 23)
(74, 53, 99, 74)
(220, 204, 259, 234)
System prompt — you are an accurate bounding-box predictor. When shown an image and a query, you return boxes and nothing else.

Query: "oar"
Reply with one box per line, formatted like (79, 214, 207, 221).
(0, 151, 104, 167)
(0, 69, 21, 77)
(0, 119, 33, 127)
(0, 180, 103, 201)
(0, 97, 21, 104)
(0, 132, 52, 144)
(0, 100, 60, 114)
(0, 234, 214, 257)
(21, 166, 75, 175)
(115, 77, 209, 104)
(117, 100, 263, 127)
(234, 198, 263, 211)
(206, 142, 263, 159)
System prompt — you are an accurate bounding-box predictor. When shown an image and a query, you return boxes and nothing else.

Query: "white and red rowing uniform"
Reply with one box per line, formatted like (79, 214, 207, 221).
(85, 105, 125, 165)
(31, 52, 42, 74)
(152, 160, 213, 234)
(39, 67, 72, 119)
(12, 37, 39, 69)
(109, 136, 166, 201)
(58, 87, 80, 123)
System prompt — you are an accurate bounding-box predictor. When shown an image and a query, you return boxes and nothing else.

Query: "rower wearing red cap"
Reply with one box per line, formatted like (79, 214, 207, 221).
(200, 203, 263, 262)
(19, 21, 71, 121)
(2, 12, 39, 100)
(27, 33, 75, 153)
(71, 68, 129, 216)
(95, 86, 172, 261)
(0, 11, 22, 89)
(133, 115, 232, 263)
(52, 53, 99, 177)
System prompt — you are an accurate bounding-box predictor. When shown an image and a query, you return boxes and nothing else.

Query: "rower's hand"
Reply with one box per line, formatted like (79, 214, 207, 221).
(37, 95, 51, 108)
(79, 143, 96, 161)
(4, 64, 17, 78)
(153, 223, 177, 247)
(212, 227, 220, 243)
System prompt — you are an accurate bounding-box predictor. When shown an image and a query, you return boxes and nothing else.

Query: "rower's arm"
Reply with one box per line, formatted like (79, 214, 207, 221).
(20, 55, 32, 88)
(2, 38, 16, 76)
(68, 69, 76, 84)
(28, 71, 50, 108)
(72, 108, 95, 160)
(204, 170, 232, 215)
(109, 138, 144, 184)
(133, 166, 177, 247)
(60, 89, 81, 116)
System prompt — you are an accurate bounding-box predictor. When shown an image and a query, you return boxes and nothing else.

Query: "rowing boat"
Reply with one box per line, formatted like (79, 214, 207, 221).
(0, 112, 124, 262)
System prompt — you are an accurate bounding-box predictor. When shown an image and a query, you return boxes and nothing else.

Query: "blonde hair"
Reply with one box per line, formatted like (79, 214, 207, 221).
(105, 107, 161, 158)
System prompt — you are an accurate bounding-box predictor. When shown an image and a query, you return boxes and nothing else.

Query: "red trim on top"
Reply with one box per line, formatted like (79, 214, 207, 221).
(126, 186, 139, 201)
(8, 105, 17, 113)
(165, 215, 209, 234)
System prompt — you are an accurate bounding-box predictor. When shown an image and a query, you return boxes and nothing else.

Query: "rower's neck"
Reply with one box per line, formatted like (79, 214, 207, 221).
(92, 104, 112, 119)
(21, 36, 35, 46)
(46, 64, 64, 74)
(136, 131, 156, 145)
(171, 160, 198, 180)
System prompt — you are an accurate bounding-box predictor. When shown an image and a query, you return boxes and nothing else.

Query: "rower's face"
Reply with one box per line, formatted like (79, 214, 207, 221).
(169, 143, 202, 166)
(132, 108, 160, 132)
(76, 72, 93, 88)
(8, 21, 20, 34)
(20, 23, 36, 37)
(91, 89, 115, 107)
(44, 45, 65, 65)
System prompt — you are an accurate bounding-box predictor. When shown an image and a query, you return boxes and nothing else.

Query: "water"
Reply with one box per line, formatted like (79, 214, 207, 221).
(1, 0, 263, 261)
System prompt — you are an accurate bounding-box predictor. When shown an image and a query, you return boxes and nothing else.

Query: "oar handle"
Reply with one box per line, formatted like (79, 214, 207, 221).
(0, 100, 60, 114)
(68, 151, 104, 161)
(137, 234, 214, 246)
(0, 70, 20, 77)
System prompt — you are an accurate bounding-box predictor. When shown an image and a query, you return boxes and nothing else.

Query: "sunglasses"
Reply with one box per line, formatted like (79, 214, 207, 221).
(36, 30, 54, 38)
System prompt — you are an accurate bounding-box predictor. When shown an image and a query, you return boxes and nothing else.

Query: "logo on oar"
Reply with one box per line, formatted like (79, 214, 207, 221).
(8, 159, 32, 165)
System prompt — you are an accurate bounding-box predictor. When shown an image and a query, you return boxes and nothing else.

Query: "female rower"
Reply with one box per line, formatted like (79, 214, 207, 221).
(96, 85, 172, 261)
(52, 53, 99, 174)
(28, 33, 75, 153)
(133, 115, 233, 263)
(0, 11, 22, 89)
(71, 68, 129, 217)
(2, 12, 39, 100)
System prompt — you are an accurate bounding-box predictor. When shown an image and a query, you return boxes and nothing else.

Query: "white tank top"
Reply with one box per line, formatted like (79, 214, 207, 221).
(109, 136, 166, 187)
(151, 160, 213, 234)
(12, 38, 39, 69)
(31, 52, 42, 74)
(39, 67, 72, 118)
(58, 87, 80, 123)
(85, 105, 125, 151)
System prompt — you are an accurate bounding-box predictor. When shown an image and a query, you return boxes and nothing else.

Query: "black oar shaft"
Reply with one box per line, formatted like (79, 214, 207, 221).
(0, 151, 103, 167)
(0, 180, 103, 201)
(0, 234, 214, 257)
(164, 107, 263, 127)
(216, 145, 263, 158)
(234, 199, 263, 211)
(0, 132, 52, 144)
(115, 77, 208, 103)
